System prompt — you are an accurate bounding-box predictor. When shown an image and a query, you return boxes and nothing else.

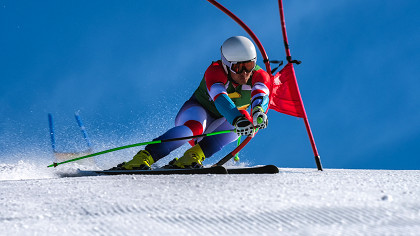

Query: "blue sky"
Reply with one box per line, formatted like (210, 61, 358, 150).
(1, 0, 419, 170)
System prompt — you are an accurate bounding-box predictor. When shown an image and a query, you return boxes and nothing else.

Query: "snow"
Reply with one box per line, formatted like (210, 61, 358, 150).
(1, 161, 420, 235)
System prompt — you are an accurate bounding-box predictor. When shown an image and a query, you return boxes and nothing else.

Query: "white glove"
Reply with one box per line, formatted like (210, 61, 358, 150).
(233, 116, 255, 136)
(252, 106, 268, 129)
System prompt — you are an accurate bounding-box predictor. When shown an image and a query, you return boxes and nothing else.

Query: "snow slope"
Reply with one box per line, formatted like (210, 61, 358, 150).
(1, 162, 419, 236)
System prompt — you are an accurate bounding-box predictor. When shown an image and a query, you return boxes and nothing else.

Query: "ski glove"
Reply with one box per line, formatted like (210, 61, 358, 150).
(252, 106, 268, 129)
(233, 116, 254, 136)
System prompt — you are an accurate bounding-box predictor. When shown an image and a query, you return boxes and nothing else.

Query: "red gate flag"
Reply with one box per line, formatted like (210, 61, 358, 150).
(269, 63, 305, 118)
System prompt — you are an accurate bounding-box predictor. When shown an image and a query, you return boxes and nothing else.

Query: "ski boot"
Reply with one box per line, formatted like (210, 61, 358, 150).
(112, 150, 154, 170)
(169, 144, 206, 169)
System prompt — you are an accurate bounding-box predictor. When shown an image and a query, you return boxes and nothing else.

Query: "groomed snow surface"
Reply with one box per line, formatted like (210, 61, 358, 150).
(1, 161, 420, 236)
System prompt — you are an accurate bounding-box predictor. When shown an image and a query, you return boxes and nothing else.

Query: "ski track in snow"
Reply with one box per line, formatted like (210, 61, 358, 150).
(0, 163, 420, 236)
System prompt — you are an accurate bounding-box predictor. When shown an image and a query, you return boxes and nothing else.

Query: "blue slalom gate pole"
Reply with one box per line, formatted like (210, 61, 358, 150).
(74, 111, 92, 151)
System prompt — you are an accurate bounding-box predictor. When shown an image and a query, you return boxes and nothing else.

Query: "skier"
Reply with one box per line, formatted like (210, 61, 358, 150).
(116, 36, 271, 170)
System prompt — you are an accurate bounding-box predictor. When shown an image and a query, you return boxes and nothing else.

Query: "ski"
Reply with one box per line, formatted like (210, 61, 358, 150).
(86, 166, 228, 175)
(226, 165, 279, 174)
(77, 165, 278, 176)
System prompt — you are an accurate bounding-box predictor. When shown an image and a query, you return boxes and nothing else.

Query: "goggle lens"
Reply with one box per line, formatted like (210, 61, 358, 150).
(230, 60, 256, 74)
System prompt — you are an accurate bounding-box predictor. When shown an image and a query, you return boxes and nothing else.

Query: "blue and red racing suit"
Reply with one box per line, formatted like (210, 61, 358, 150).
(145, 60, 270, 161)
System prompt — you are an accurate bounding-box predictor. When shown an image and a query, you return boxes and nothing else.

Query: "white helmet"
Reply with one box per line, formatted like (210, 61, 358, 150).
(221, 36, 257, 74)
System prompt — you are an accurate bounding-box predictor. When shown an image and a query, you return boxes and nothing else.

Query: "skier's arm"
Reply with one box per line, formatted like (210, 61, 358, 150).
(208, 83, 242, 124)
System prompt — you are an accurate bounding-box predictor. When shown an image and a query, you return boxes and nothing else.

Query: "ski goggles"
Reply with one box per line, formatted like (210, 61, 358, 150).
(229, 60, 256, 74)
(222, 55, 257, 74)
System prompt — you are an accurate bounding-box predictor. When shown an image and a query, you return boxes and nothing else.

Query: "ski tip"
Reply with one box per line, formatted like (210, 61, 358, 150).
(265, 165, 280, 173)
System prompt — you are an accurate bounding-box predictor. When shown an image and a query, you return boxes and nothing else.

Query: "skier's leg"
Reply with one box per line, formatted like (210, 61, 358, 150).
(119, 96, 211, 170)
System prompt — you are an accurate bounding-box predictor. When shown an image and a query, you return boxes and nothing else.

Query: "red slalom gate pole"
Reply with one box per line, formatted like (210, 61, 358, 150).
(278, 0, 323, 170)
(207, 0, 322, 170)
(278, 0, 293, 62)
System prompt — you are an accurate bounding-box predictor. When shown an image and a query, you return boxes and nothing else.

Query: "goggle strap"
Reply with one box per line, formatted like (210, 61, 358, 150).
(221, 54, 233, 68)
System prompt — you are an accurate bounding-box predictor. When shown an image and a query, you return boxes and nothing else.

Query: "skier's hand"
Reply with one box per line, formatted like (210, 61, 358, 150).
(234, 116, 255, 136)
(252, 106, 268, 129)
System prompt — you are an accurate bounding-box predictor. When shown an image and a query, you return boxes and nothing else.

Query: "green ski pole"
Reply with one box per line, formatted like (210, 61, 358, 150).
(47, 129, 234, 168)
